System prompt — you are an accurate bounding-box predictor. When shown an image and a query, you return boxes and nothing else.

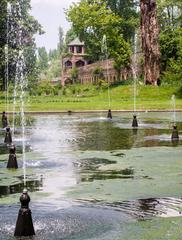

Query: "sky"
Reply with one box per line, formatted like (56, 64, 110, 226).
(30, 0, 79, 51)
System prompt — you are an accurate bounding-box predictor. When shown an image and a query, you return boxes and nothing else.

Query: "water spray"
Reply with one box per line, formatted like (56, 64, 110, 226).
(132, 31, 138, 127)
(12, 2, 35, 236)
(102, 35, 112, 119)
(171, 95, 179, 140)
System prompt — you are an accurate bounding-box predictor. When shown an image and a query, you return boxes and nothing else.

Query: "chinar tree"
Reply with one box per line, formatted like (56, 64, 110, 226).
(140, 0, 161, 85)
(66, 0, 131, 81)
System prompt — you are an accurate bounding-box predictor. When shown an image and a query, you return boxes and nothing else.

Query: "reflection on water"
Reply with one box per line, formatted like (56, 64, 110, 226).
(80, 168, 134, 182)
(0, 144, 31, 155)
(0, 203, 132, 240)
(74, 157, 117, 171)
(78, 197, 182, 219)
(0, 178, 43, 197)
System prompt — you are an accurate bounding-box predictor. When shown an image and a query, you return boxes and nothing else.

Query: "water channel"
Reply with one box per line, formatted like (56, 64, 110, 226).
(0, 112, 182, 239)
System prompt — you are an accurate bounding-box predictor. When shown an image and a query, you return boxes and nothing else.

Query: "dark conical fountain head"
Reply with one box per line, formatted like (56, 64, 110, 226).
(132, 115, 138, 127)
(2, 111, 8, 128)
(7, 145, 18, 169)
(171, 125, 179, 140)
(14, 189, 35, 237)
(68, 110, 72, 115)
(107, 109, 112, 119)
(4, 127, 12, 144)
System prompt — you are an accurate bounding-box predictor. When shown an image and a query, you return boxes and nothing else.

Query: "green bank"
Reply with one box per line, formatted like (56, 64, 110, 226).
(1, 85, 182, 112)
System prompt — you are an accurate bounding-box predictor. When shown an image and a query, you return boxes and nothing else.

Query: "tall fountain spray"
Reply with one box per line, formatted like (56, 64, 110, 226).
(11, 2, 35, 237)
(4, 3, 19, 169)
(2, 4, 11, 129)
(102, 35, 112, 119)
(5, 3, 11, 115)
(132, 31, 138, 127)
(171, 94, 176, 124)
(171, 94, 179, 140)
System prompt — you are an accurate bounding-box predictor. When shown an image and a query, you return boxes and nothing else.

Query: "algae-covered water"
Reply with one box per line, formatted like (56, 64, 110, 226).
(0, 112, 182, 239)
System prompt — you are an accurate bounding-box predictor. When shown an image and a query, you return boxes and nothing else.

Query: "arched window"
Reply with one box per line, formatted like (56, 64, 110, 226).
(65, 60, 72, 68)
(75, 60, 85, 68)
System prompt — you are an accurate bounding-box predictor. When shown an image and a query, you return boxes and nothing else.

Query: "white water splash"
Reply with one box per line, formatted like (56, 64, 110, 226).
(5, 3, 11, 114)
(102, 35, 111, 109)
(171, 94, 176, 124)
(132, 31, 138, 113)
(13, 3, 28, 187)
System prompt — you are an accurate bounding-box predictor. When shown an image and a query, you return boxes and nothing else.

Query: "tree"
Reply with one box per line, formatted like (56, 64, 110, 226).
(37, 47, 48, 72)
(66, 0, 122, 62)
(110, 36, 131, 81)
(106, 0, 139, 42)
(157, 0, 182, 85)
(0, 0, 7, 90)
(66, 0, 131, 76)
(140, 0, 160, 85)
(57, 26, 64, 55)
(70, 66, 78, 84)
(64, 27, 77, 47)
(159, 27, 182, 85)
(0, 0, 42, 90)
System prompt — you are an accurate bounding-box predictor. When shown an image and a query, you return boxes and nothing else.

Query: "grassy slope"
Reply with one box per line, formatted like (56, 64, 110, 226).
(0, 85, 182, 112)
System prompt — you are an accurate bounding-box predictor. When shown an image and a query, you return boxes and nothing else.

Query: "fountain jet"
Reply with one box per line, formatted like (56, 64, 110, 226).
(7, 144, 18, 169)
(2, 111, 8, 128)
(171, 95, 179, 140)
(132, 31, 139, 127)
(14, 189, 35, 237)
(102, 35, 112, 119)
(4, 126, 12, 144)
(132, 115, 138, 127)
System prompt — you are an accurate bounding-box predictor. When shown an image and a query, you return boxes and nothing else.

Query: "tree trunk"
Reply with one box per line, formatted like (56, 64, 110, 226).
(140, 0, 160, 85)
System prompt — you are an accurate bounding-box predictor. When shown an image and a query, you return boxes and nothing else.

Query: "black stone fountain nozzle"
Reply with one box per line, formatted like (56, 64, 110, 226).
(14, 189, 35, 237)
(4, 126, 12, 144)
(107, 109, 112, 119)
(132, 115, 138, 127)
(171, 125, 179, 140)
(2, 111, 8, 128)
(7, 144, 18, 169)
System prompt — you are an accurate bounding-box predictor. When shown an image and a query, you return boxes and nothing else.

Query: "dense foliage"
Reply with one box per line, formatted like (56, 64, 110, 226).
(158, 0, 182, 85)
(0, 0, 181, 96)
(66, 0, 133, 80)
(105, 0, 139, 41)
(0, 0, 42, 90)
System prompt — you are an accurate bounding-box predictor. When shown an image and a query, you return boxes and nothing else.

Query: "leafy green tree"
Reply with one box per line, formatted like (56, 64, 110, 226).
(66, 0, 131, 74)
(64, 28, 77, 46)
(37, 47, 49, 72)
(67, 0, 129, 66)
(160, 27, 182, 85)
(70, 66, 78, 84)
(157, 0, 182, 85)
(0, 0, 42, 90)
(66, 0, 122, 61)
(106, 0, 139, 42)
(57, 26, 64, 55)
(48, 49, 59, 61)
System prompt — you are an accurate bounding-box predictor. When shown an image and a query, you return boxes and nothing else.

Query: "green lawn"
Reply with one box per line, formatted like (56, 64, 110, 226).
(1, 85, 182, 112)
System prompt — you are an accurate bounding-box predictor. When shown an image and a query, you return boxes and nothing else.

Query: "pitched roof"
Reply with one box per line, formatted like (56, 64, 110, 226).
(68, 37, 84, 46)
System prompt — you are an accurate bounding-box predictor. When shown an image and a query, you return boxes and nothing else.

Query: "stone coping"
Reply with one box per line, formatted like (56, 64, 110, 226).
(4, 109, 182, 114)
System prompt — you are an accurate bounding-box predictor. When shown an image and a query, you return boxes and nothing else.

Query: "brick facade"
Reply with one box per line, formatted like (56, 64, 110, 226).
(61, 38, 141, 86)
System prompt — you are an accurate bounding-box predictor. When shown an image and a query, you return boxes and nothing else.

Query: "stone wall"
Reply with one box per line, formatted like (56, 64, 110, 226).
(61, 55, 142, 86)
